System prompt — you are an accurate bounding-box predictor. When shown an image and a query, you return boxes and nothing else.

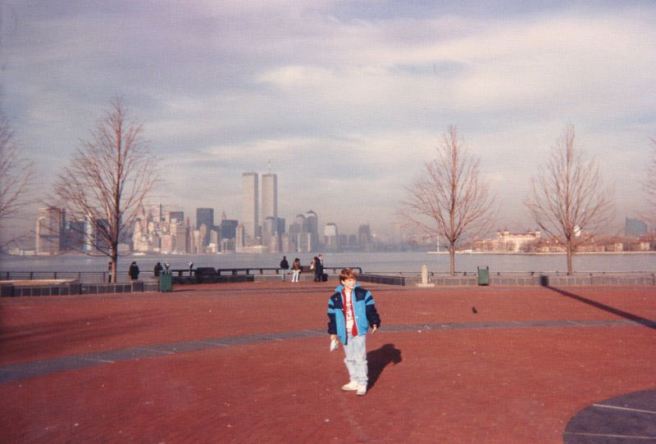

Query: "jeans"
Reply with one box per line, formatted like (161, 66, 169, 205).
(343, 333, 368, 387)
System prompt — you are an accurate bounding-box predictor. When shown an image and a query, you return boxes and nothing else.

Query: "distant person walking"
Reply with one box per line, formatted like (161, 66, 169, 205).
(291, 257, 302, 282)
(279, 256, 289, 281)
(153, 262, 163, 278)
(129, 261, 140, 281)
(107, 261, 113, 283)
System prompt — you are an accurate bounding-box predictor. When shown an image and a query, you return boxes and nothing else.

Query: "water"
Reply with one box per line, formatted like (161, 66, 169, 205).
(1, 251, 654, 274)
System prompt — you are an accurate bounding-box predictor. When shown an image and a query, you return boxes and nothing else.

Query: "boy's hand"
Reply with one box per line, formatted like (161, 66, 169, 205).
(371, 325, 378, 334)
(330, 334, 337, 341)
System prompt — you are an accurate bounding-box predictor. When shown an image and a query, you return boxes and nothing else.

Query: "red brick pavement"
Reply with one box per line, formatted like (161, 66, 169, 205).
(0, 282, 654, 443)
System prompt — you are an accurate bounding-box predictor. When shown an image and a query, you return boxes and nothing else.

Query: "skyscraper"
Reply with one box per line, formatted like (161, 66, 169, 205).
(261, 173, 278, 221)
(36, 207, 64, 255)
(242, 172, 259, 242)
(625, 217, 648, 237)
(358, 224, 373, 251)
(196, 208, 214, 246)
(305, 210, 319, 251)
(324, 222, 339, 251)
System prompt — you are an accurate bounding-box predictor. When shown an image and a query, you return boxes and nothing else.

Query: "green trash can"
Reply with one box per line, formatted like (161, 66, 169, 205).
(477, 266, 489, 286)
(159, 271, 172, 292)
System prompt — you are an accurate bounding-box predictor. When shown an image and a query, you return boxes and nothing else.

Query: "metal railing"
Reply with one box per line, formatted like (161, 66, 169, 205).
(0, 266, 365, 284)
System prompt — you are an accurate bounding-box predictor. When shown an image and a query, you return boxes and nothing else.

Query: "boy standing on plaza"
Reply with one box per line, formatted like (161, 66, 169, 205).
(327, 268, 381, 396)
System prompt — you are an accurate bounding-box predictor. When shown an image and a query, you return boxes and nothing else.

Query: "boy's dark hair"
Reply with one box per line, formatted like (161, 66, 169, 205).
(339, 268, 358, 282)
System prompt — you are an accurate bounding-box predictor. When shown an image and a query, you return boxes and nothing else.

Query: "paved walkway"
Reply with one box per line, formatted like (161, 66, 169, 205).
(1, 282, 654, 443)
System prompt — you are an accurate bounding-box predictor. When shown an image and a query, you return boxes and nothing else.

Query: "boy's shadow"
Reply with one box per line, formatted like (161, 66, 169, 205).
(367, 344, 402, 390)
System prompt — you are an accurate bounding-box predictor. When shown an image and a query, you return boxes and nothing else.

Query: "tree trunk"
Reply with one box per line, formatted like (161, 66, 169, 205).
(566, 242, 574, 275)
(449, 244, 456, 276)
(111, 244, 118, 283)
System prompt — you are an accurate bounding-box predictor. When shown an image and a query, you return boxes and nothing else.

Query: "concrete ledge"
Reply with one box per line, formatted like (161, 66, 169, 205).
(171, 275, 254, 285)
(432, 276, 478, 286)
(2, 272, 654, 296)
(420, 273, 656, 287)
(359, 274, 406, 286)
(545, 274, 656, 286)
(1, 281, 157, 297)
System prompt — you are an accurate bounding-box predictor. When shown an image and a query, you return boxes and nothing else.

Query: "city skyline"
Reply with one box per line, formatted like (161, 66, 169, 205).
(24, 202, 653, 257)
(1, 1, 655, 242)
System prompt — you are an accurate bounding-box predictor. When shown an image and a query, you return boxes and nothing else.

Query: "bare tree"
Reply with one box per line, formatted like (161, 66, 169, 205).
(52, 99, 158, 282)
(642, 138, 656, 228)
(526, 125, 613, 275)
(402, 126, 495, 275)
(0, 113, 34, 224)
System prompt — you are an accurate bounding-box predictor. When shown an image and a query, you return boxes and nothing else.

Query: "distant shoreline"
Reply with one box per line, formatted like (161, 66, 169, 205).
(429, 251, 656, 256)
(2, 250, 656, 258)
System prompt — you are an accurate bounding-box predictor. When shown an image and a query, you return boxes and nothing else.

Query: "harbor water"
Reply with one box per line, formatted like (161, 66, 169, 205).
(1, 252, 654, 275)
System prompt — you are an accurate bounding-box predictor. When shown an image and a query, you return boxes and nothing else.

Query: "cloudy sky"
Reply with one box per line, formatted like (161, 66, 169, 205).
(2, 0, 655, 239)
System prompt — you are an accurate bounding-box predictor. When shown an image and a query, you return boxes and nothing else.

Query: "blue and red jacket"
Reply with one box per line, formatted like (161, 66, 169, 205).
(327, 283, 381, 344)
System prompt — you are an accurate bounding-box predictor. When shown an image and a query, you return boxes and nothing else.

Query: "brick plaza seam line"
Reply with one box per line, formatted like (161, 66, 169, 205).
(0, 318, 648, 385)
(564, 432, 656, 440)
(592, 404, 656, 415)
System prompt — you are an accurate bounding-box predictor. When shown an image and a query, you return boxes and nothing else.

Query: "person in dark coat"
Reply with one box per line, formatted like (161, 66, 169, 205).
(153, 262, 163, 277)
(314, 255, 324, 282)
(279, 256, 290, 281)
(129, 261, 140, 281)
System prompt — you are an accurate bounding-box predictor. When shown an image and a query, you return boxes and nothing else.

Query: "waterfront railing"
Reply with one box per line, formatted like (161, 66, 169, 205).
(0, 266, 365, 284)
(2, 268, 654, 290)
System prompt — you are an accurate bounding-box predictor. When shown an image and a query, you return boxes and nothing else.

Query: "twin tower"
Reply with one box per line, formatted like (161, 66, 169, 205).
(241, 172, 278, 244)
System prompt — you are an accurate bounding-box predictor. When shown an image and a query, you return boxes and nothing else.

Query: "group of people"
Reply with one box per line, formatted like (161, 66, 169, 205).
(119, 257, 329, 283)
(107, 261, 169, 283)
(279, 255, 325, 282)
(108, 260, 142, 282)
(279, 256, 302, 282)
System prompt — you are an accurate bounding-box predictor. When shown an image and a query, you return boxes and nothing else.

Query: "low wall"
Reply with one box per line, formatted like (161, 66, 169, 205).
(359, 274, 407, 286)
(2, 272, 654, 295)
(407, 273, 656, 287)
(0, 281, 160, 297)
(0, 275, 261, 296)
(172, 275, 254, 284)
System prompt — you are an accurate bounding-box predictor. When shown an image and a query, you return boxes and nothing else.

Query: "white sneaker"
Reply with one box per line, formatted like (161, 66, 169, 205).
(341, 381, 359, 391)
(356, 385, 367, 396)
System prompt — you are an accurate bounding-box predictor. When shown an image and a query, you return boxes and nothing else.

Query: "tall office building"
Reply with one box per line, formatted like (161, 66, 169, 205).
(36, 207, 64, 255)
(261, 173, 278, 221)
(305, 210, 319, 251)
(262, 216, 278, 253)
(625, 217, 648, 237)
(196, 208, 214, 246)
(324, 222, 339, 251)
(358, 224, 373, 251)
(64, 220, 86, 252)
(83, 214, 95, 253)
(173, 220, 189, 254)
(242, 172, 259, 243)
